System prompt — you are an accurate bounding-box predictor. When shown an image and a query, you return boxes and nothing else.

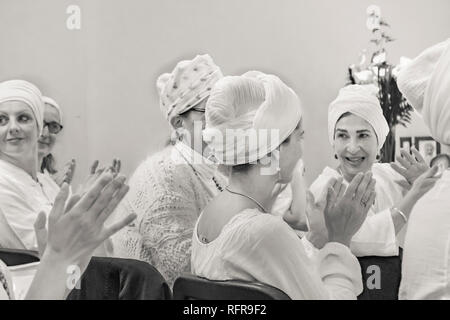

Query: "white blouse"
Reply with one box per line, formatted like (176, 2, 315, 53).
(0, 159, 60, 250)
(309, 163, 406, 257)
(399, 170, 450, 300)
(191, 209, 363, 300)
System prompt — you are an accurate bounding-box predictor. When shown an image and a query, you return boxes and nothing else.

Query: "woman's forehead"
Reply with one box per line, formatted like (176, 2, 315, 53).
(44, 104, 61, 120)
(335, 113, 374, 132)
(0, 100, 34, 114)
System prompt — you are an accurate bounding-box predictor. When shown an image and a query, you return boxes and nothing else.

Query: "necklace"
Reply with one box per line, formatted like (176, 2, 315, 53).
(225, 186, 268, 213)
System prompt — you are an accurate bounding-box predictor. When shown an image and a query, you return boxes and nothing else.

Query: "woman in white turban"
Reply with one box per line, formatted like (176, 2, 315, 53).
(37, 96, 75, 186)
(110, 54, 227, 288)
(192, 71, 379, 299)
(307, 84, 439, 258)
(0, 80, 60, 250)
(397, 38, 450, 300)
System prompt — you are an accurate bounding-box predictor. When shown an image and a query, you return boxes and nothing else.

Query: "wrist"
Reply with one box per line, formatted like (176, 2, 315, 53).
(328, 233, 351, 247)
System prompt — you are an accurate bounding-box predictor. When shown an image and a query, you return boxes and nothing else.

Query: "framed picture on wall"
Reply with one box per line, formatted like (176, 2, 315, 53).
(415, 136, 441, 165)
(399, 137, 413, 152)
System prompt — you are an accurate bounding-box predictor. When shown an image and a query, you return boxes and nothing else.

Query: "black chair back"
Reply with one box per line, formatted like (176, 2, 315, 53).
(173, 274, 291, 300)
(0, 248, 40, 266)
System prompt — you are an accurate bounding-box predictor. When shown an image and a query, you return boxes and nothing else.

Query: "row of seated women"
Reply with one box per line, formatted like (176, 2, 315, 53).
(1, 38, 449, 299)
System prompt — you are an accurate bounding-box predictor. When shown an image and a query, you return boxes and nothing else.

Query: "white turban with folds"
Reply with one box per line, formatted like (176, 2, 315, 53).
(203, 71, 302, 165)
(397, 38, 450, 146)
(0, 80, 44, 135)
(328, 84, 389, 150)
(156, 54, 223, 125)
(42, 96, 63, 125)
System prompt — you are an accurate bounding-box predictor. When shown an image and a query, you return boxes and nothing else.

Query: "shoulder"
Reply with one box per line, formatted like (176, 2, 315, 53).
(131, 146, 194, 188)
(229, 210, 294, 243)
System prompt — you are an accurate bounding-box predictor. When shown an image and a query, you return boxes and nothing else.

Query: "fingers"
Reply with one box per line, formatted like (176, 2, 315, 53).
(397, 153, 412, 169)
(34, 211, 47, 231)
(34, 211, 48, 257)
(395, 180, 412, 191)
(306, 190, 315, 205)
(97, 184, 130, 225)
(354, 172, 373, 202)
(401, 149, 416, 164)
(345, 172, 364, 197)
(88, 175, 127, 220)
(390, 162, 408, 177)
(325, 186, 337, 217)
(424, 164, 440, 178)
(103, 213, 137, 240)
(90, 160, 99, 174)
(360, 178, 376, 206)
(65, 194, 82, 212)
(48, 183, 70, 225)
(76, 172, 114, 212)
(336, 178, 346, 200)
(411, 147, 427, 165)
(114, 159, 121, 174)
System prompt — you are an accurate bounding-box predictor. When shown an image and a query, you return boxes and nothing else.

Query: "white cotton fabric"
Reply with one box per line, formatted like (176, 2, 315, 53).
(156, 54, 223, 124)
(328, 85, 389, 150)
(203, 71, 302, 165)
(109, 142, 227, 288)
(42, 96, 63, 125)
(309, 163, 407, 256)
(0, 80, 44, 136)
(397, 39, 449, 119)
(399, 170, 450, 299)
(191, 209, 363, 299)
(0, 159, 60, 250)
(422, 40, 450, 146)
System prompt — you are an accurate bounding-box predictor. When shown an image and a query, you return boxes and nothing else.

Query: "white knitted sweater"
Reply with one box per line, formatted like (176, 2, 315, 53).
(110, 143, 226, 288)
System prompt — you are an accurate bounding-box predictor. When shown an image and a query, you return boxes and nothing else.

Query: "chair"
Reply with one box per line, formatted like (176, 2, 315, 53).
(173, 274, 291, 300)
(67, 257, 172, 300)
(357, 250, 402, 300)
(0, 248, 40, 266)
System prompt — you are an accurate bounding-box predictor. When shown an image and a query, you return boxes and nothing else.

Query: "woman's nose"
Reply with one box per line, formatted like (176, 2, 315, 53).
(41, 125, 50, 137)
(8, 119, 20, 134)
(347, 138, 361, 153)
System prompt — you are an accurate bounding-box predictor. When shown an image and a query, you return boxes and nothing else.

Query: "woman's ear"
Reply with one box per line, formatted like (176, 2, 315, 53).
(170, 115, 183, 129)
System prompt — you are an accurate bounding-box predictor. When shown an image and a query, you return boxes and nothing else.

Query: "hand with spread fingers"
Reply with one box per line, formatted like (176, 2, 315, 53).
(26, 172, 136, 300)
(53, 159, 76, 186)
(324, 172, 376, 247)
(407, 164, 442, 199)
(77, 159, 121, 196)
(391, 147, 429, 188)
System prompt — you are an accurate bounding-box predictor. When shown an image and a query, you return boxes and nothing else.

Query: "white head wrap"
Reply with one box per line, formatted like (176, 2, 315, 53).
(328, 84, 389, 150)
(203, 71, 302, 165)
(42, 96, 63, 125)
(397, 39, 450, 146)
(156, 54, 223, 125)
(0, 80, 44, 136)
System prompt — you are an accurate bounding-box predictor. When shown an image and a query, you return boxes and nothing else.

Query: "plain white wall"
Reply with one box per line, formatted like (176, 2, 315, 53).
(1, 0, 449, 186)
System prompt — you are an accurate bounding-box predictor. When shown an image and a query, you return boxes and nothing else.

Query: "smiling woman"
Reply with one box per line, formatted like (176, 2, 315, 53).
(0, 80, 60, 250)
(308, 84, 439, 258)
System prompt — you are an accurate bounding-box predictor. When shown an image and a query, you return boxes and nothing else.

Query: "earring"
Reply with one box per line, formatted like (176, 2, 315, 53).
(376, 154, 380, 161)
(334, 154, 338, 160)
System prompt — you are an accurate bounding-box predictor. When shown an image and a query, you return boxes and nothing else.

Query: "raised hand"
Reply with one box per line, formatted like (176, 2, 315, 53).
(324, 172, 376, 247)
(391, 147, 429, 187)
(408, 164, 442, 199)
(27, 172, 135, 300)
(53, 159, 76, 186)
(45, 173, 135, 263)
